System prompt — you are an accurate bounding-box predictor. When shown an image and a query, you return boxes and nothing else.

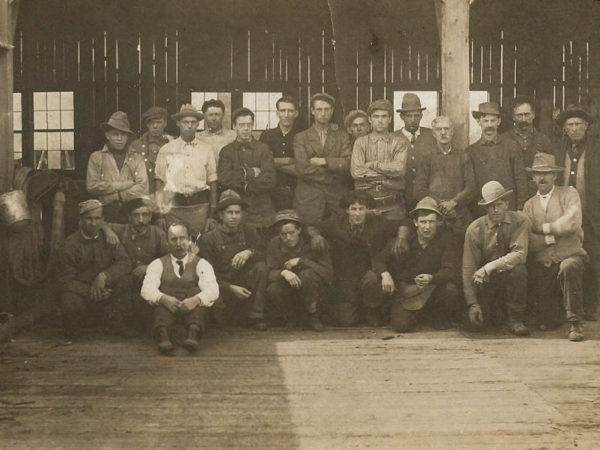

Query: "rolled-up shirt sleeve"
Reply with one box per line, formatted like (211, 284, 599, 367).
(195, 258, 219, 307)
(483, 216, 529, 275)
(141, 258, 165, 304)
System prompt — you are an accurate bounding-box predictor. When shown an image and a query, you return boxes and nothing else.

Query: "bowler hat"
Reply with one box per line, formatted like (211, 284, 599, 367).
(171, 104, 204, 121)
(339, 190, 376, 210)
(477, 181, 513, 206)
(395, 93, 426, 113)
(409, 196, 442, 218)
(120, 197, 154, 216)
(101, 111, 135, 135)
(142, 106, 168, 124)
(556, 104, 595, 126)
(217, 189, 248, 211)
(270, 209, 304, 230)
(525, 152, 563, 173)
(472, 102, 501, 120)
(78, 199, 103, 216)
(310, 92, 336, 107)
(343, 110, 369, 130)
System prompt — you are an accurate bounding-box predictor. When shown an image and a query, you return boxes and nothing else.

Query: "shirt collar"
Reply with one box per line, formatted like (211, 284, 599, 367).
(170, 253, 191, 265)
(236, 138, 256, 148)
(369, 132, 391, 143)
(401, 127, 420, 140)
(178, 137, 199, 147)
(537, 185, 556, 198)
(485, 213, 512, 229)
(312, 124, 330, 134)
(479, 134, 500, 146)
(80, 230, 100, 241)
(128, 224, 150, 240)
(204, 127, 226, 136)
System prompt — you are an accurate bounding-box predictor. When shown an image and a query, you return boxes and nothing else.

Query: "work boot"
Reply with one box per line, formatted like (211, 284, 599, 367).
(182, 325, 201, 352)
(156, 327, 174, 355)
(309, 313, 324, 332)
(568, 322, 584, 342)
(251, 318, 268, 331)
(365, 307, 384, 327)
(508, 320, 530, 337)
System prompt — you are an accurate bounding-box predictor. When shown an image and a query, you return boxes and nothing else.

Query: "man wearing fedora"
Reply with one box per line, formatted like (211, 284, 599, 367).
(463, 181, 530, 336)
(467, 102, 528, 213)
(56, 200, 134, 339)
(218, 107, 277, 232)
(86, 111, 149, 223)
(130, 106, 174, 194)
(374, 197, 461, 332)
(554, 104, 600, 321)
(351, 99, 410, 220)
(141, 222, 219, 354)
(199, 190, 270, 331)
(197, 99, 237, 163)
(154, 104, 218, 240)
(266, 209, 333, 332)
(392, 93, 436, 209)
(523, 153, 587, 341)
(293, 92, 352, 225)
(344, 109, 371, 145)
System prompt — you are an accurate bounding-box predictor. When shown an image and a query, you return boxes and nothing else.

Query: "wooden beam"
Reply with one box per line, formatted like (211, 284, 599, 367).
(435, 0, 471, 149)
(0, 0, 15, 193)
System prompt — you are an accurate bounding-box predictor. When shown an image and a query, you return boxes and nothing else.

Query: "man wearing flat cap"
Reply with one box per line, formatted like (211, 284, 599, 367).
(154, 104, 218, 240)
(199, 190, 270, 331)
(344, 109, 370, 145)
(554, 104, 600, 320)
(463, 181, 530, 336)
(466, 102, 528, 213)
(266, 209, 333, 332)
(86, 111, 149, 223)
(130, 106, 174, 193)
(523, 153, 587, 341)
(392, 93, 436, 209)
(197, 99, 237, 163)
(374, 197, 461, 332)
(293, 92, 352, 225)
(56, 200, 133, 339)
(351, 99, 410, 220)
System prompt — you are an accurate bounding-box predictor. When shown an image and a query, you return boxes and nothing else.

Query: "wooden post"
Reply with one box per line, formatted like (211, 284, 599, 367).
(435, 0, 471, 149)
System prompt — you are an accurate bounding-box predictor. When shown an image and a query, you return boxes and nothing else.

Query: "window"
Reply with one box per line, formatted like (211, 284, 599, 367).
(393, 91, 439, 131)
(190, 92, 232, 131)
(242, 92, 282, 130)
(33, 91, 75, 170)
(13, 93, 22, 162)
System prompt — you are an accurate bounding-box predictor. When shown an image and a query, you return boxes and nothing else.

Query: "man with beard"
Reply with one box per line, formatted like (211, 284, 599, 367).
(86, 111, 149, 223)
(197, 99, 237, 163)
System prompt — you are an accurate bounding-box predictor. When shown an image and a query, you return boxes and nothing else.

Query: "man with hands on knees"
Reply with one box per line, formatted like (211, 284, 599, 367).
(141, 223, 219, 355)
(463, 181, 530, 336)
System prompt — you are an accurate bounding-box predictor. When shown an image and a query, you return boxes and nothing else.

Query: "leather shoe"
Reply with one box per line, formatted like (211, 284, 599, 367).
(508, 321, 530, 337)
(156, 327, 174, 355)
(182, 325, 201, 352)
(309, 314, 324, 332)
(568, 322, 584, 342)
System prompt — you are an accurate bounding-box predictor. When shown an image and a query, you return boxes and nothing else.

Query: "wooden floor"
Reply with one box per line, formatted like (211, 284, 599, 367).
(2, 322, 600, 449)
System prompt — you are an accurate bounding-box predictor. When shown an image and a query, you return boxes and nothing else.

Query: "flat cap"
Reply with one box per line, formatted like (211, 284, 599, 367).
(310, 92, 336, 107)
(367, 99, 393, 116)
(78, 199, 103, 216)
(142, 106, 169, 124)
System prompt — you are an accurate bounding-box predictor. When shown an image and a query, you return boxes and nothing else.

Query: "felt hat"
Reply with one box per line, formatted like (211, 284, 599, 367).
(142, 106, 169, 124)
(472, 102, 501, 120)
(343, 110, 369, 130)
(120, 197, 154, 216)
(409, 196, 442, 218)
(399, 283, 436, 311)
(78, 199, 103, 216)
(310, 92, 336, 107)
(395, 93, 426, 113)
(556, 104, 595, 126)
(231, 107, 254, 124)
(171, 104, 204, 121)
(217, 189, 249, 211)
(101, 111, 135, 135)
(477, 181, 513, 206)
(367, 99, 393, 116)
(270, 209, 304, 230)
(525, 152, 564, 173)
(339, 190, 376, 210)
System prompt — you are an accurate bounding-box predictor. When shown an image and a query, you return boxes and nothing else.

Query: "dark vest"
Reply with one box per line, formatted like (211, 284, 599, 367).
(159, 254, 201, 300)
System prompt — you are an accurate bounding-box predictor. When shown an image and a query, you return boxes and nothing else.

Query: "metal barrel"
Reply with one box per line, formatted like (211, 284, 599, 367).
(0, 190, 31, 229)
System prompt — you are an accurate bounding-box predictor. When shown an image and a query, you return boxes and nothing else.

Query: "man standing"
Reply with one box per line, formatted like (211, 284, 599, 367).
(501, 97, 554, 197)
(294, 93, 352, 225)
(463, 181, 530, 336)
(259, 96, 301, 211)
(154, 104, 218, 240)
(266, 210, 333, 332)
(392, 93, 436, 208)
(554, 104, 600, 320)
(344, 109, 371, 144)
(197, 99, 237, 163)
(130, 106, 174, 193)
(523, 153, 587, 341)
(218, 107, 277, 232)
(467, 102, 528, 212)
(86, 111, 149, 223)
(141, 223, 219, 354)
(199, 190, 270, 331)
(56, 200, 133, 339)
(414, 116, 476, 243)
(351, 99, 410, 220)
(374, 197, 461, 332)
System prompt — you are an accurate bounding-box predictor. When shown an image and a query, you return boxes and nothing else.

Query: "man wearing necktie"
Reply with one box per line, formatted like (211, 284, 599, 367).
(141, 223, 219, 354)
(463, 181, 530, 336)
(524, 153, 588, 341)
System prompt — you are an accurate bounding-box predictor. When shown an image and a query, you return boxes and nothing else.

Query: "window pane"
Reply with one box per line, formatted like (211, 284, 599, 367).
(34, 132, 47, 150)
(269, 111, 279, 128)
(34, 151, 47, 169)
(269, 92, 281, 109)
(34, 111, 47, 129)
(62, 151, 75, 170)
(13, 93, 21, 112)
(61, 110, 74, 129)
(61, 132, 74, 150)
(48, 132, 61, 150)
(33, 92, 46, 111)
(13, 112, 22, 131)
(47, 92, 60, 110)
(60, 92, 74, 110)
(47, 110, 61, 129)
(242, 92, 255, 109)
(48, 150, 61, 169)
(13, 133, 22, 156)
(255, 111, 269, 130)
(204, 92, 218, 100)
(255, 92, 270, 111)
(190, 92, 204, 108)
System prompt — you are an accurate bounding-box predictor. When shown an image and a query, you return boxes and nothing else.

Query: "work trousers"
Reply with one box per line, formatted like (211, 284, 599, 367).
(583, 222, 600, 316)
(153, 304, 206, 332)
(266, 268, 324, 319)
(165, 202, 209, 242)
(528, 256, 586, 324)
(272, 185, 295, 211)
(333, 270, 382, 326)
(391, 282, 461, 332)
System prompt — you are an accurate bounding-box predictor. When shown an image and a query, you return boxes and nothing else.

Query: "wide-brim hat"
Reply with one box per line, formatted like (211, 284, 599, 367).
(556, 104, 595, 126)
(339, 190, 376, 210)
(120, 197, 155, 216)
(478, 181, 513, 206)
(270, 209, 304, 231)
(101, 111, 135, 135)
(171, 104, 204, 121)
(399, 283, 436, 311)
(396, 93, 426, 113)
(409, 196, 442, 218)
(217, 189, 249, 211)
(472, 102, 501, 120)
(142, 106, 169, 124)
(525, 152, 563, 173)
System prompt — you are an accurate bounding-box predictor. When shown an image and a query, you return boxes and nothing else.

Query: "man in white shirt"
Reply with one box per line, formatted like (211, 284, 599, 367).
(141, 223, 219, 354)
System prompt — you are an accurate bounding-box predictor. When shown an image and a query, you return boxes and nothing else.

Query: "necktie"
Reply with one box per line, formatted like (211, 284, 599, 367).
(410, 133, 416, 145)
(494, 224, 507, 256)
(176, 259, 184, 277)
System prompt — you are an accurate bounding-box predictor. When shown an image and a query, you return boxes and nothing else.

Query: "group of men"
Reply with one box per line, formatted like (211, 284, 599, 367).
(56, 90, 600, 354)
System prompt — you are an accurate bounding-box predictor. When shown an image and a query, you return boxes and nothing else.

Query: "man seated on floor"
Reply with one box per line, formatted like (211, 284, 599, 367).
(199, 190, 270, 331)
(56, 200, 133, 340)
(266, 210, 333, 332)
(141, 223, 219, 354)
(373, 197, 461, 332)
(523, 152, 587, 341)
(463, 181, 530, 336)
(319, 190, 409, 327)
